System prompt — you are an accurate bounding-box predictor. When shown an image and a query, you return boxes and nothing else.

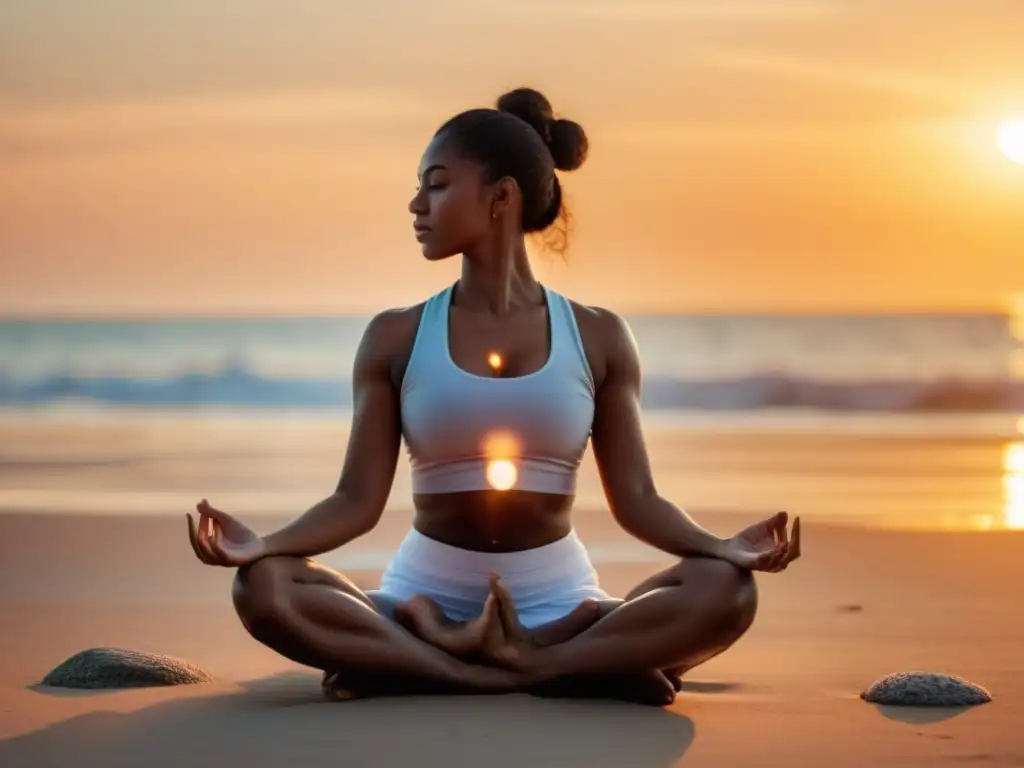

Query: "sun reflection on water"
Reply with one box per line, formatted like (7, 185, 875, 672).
(1003, 299, 1024, 529)
(1003, 442, 1024, 530)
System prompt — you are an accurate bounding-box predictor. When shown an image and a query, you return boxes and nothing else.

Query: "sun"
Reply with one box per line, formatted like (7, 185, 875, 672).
(996, 117, 1024, 164)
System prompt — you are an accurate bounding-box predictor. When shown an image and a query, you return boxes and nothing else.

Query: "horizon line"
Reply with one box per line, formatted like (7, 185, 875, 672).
(0, 306, 1015, 322)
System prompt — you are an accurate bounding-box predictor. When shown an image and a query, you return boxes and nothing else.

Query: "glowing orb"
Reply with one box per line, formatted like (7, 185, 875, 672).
(486, 459, 518, 491)
(997, 117, 1024, 165)
(487, 352, 503, 374)
(483, 429, 519, 457)
(482, 428, 520, 491)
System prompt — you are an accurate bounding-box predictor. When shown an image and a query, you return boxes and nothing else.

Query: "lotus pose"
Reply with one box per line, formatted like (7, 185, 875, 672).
(186, 87, 801, 706)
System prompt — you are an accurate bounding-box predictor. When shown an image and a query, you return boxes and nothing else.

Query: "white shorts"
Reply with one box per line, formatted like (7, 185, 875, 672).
(371, 528, 610, 629)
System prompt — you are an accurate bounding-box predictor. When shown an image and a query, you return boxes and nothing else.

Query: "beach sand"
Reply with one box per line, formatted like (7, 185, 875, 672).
(1, 511, 1021, 767)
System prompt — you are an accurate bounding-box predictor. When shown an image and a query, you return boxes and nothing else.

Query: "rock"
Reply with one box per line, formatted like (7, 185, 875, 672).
(41, 648, 214, 689)
(861, 671, 991, 707)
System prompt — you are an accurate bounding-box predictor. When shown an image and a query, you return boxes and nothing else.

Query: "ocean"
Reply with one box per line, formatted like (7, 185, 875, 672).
(2, 313, 1023, 419)
(1, 314, 1023, 529)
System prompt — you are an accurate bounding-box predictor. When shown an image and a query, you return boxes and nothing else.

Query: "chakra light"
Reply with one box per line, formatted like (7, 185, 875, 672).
(483, 429, 520, 492)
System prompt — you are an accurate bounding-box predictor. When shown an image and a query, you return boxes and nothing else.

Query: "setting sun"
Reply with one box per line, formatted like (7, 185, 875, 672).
(997, 117, 1024, 165)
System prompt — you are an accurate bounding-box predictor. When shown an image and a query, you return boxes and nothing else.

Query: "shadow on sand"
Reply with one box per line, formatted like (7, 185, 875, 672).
(869, 703, 978, 725)
(4, 671, 696, 768)
(676, 681, 742, 694)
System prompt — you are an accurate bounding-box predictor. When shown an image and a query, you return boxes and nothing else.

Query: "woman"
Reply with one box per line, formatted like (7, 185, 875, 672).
(186, 87, 801, 706)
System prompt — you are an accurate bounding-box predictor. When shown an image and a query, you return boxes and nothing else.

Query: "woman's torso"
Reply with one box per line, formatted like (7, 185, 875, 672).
(386, 282, 607, 552)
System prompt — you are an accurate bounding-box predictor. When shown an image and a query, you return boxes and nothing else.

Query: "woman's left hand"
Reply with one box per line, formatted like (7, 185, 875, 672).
(717, 511, 801, 572)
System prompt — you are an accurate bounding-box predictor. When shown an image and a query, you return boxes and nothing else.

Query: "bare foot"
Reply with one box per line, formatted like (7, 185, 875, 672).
(483, 573, 603, 649)
(664, 666, 685, 692)
(482, 622, 678, 707)
(598, 670, 679, 706)
(532, 669, 677, 707)
(482, 575, 679, 706)
(530, 600, 604, 647)
(394, 594, 494, 657)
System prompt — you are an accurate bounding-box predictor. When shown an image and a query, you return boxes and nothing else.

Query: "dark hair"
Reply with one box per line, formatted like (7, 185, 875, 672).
(435, 87, 588, 249)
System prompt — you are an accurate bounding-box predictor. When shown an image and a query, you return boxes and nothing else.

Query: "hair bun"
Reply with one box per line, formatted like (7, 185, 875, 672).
(496, 87, 589, 172)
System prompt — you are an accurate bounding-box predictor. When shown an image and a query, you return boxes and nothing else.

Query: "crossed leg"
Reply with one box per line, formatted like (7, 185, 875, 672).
(233, 557, 619, 700)
(232, 552, 758, 706)
(318, 588, 606, 699)
(393, 592, 692, 705)
(231, 556, 521, 697)
(480, 555, 760, 701)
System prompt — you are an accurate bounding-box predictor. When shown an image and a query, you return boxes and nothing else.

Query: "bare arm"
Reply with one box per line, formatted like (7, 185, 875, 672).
(260, 310, 407, 558)
(588, 309, 725, 559)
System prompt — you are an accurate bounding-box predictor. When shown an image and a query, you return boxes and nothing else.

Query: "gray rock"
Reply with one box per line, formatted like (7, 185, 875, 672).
(861, 671, 991, 707)
(41, 648, 214, 689)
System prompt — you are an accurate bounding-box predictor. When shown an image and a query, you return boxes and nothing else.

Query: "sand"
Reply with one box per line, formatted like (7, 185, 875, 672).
(0, 511, 1022, 767)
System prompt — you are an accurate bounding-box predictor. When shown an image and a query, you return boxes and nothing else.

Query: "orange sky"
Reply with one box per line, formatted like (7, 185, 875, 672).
(1, 0, 1023, 316)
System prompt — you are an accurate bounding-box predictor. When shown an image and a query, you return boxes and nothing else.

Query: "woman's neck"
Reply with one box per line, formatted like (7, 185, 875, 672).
(456, 239, 541, 316)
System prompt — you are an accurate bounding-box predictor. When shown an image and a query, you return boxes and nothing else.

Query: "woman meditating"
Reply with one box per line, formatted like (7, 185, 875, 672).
(186, 87, 801, 706)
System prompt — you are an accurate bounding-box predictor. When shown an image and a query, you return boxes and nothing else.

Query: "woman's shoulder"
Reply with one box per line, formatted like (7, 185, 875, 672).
(360, 302, 427, 358)
(565, 299, 629, 336)
(363, 281, 459, 344)
(569, 299, 630, 348)
(564, 298, 638, 387)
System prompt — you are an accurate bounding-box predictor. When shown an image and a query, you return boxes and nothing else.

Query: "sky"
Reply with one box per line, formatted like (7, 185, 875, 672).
(1, 0, 1023, 316)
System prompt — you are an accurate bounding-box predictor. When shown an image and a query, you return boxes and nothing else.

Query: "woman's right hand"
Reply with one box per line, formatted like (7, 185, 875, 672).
(186, 499, 266, 567)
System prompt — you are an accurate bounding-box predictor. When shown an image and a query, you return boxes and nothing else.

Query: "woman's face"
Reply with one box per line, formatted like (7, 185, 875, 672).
(408, 136, 494, 261)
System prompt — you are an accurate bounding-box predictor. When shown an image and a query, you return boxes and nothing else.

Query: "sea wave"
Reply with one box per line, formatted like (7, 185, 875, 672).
(2, 362, 1024, 413)
(641, 375, 1024, 412)
(0, 363, 348, 408)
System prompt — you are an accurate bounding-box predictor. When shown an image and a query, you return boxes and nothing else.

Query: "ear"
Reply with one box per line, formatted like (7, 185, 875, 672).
(489, 177, 519, 220)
